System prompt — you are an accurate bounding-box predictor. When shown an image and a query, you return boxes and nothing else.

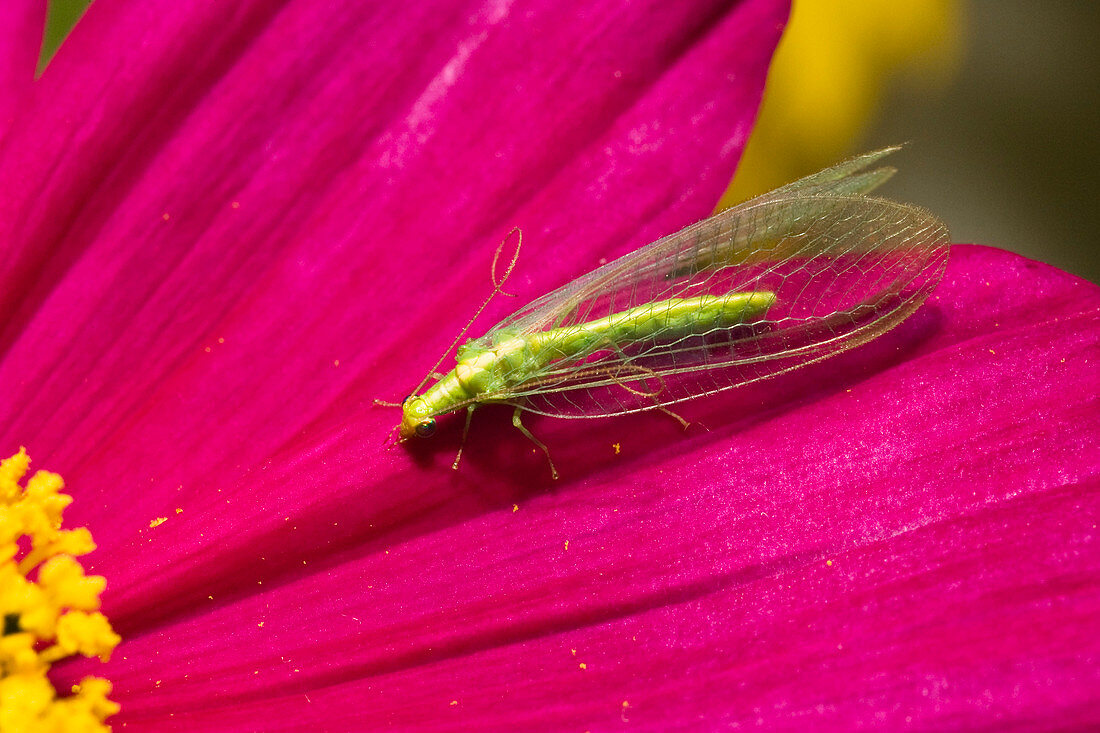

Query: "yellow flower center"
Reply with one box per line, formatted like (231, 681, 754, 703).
(1, 448, 120, 731)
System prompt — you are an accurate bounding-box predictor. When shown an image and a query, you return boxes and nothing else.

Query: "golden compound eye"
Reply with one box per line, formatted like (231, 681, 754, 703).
(414, 418, 436, 438)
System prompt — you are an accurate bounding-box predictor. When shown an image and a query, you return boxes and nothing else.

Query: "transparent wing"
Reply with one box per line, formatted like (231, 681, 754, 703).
(467, 150, 950, 418)
(473, 146, 904, 342)
(753, 145, 900, 200)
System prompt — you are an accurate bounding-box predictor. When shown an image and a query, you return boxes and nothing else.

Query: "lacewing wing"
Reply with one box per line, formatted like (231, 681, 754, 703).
(394, 147, 950, 476)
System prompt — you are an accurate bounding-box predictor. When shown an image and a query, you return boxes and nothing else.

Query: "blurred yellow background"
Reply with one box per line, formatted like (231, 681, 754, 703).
(723, 0, 963, 203)
(729, 0, 1098, 283)
(41, 1, 1100, 282)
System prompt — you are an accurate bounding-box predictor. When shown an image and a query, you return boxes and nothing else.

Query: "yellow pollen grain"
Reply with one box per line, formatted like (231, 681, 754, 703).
(612, 442, 621, 454)
(149, 516, 167, 528)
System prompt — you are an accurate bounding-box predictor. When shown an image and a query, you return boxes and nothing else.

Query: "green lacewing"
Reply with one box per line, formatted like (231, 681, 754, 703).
(393, 147, 949, 477)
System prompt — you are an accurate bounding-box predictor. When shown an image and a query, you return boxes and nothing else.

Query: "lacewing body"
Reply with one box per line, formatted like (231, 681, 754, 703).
(396, 147, 950, 476)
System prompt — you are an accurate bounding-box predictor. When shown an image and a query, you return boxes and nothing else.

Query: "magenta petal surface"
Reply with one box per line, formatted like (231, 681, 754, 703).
(1, 0, 787, 613)
(65, 245, 1098, 731)
(0, 0, 43, 137)
(3, 0, 1097, 730)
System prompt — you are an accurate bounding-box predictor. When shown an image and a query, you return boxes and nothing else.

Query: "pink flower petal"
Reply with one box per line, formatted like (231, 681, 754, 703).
(2, 0, 786, 612)
(0, 0, 43, 139)
(49, 245, 1100, 730)
(9, 1, 1094, 730)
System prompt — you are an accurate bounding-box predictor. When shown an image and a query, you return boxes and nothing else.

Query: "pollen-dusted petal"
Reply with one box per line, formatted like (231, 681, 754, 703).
(0, 0, 790, 632)
(40, 247, 1096, 731)
(11, 0, 1095, 730)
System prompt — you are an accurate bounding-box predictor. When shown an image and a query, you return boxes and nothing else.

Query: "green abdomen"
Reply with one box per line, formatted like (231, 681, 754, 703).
(433, 291, 775, 411)
(530, 291, 775, 360)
